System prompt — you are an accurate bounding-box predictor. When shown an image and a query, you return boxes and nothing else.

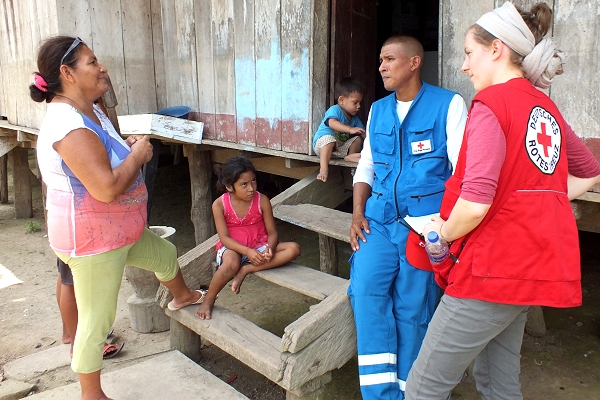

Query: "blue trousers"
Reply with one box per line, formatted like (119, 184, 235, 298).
(348, 220, 440, 400)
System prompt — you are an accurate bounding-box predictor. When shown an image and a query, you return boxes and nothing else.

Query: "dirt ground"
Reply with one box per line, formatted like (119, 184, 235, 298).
(1, 155, 600, 399)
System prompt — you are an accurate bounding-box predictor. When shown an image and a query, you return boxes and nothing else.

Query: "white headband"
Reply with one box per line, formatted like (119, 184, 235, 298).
(476, 2, 534, 56)
(476, 1, 565, 89)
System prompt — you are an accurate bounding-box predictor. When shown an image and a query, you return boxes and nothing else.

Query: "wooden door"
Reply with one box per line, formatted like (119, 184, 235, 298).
(330, 0, 378, 122)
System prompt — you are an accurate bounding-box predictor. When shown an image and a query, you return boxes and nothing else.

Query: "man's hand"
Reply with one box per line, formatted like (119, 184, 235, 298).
(350, 213, 370, 251)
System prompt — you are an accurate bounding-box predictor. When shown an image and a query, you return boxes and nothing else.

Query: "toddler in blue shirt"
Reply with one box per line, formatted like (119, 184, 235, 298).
(312, 77, 365, 182)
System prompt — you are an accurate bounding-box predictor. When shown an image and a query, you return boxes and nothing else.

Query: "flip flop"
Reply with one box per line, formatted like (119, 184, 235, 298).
(107, 328, 114, 338)
(103, 342, 124, 359)
(167, 289, 207, 311)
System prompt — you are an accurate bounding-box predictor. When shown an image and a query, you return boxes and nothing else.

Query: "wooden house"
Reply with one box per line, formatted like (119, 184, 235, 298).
(1, 0, 599, 156)
(1, 1, 599, 396)
(1, 0, 599, 220)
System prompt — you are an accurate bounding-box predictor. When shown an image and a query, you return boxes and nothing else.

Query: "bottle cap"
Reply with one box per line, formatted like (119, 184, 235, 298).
(427, 231, 440, 243)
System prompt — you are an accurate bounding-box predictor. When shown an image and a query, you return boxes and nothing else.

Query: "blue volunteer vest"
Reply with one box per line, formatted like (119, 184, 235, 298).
(365, 82, 457, 224)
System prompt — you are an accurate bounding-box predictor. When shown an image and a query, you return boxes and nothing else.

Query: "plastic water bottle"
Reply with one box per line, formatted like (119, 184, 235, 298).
(426, 231, 448, 264)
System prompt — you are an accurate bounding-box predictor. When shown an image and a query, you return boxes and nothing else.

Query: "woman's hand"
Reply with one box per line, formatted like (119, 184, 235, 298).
(423, 215, 445, 241)
(128, 135, 153, 164)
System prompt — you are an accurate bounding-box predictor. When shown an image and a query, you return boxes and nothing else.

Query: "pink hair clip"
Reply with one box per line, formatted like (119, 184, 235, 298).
(34, 74, 48, 92)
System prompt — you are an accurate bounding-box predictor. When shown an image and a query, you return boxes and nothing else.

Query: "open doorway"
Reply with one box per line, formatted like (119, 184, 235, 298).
(330, 0, 440, 119)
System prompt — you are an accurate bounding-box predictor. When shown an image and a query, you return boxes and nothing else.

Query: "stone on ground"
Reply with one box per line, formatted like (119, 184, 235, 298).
(26, 350, 249, 399)
(0, 379, 35, 400)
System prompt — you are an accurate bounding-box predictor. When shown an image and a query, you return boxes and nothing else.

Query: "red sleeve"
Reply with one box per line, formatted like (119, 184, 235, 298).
(460, 102, 506, 205)
(565, 123, 600, 178)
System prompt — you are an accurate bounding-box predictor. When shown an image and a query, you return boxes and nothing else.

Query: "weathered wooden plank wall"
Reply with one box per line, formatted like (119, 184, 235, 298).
(213, 0, 236, 142)
(195, 1, 216, 138)
(0, 0, 163, 128)
(281, 0, 312, 153)
(441, 0, 599, 192)
(552, 1, 600, 153)
(441, 0, 598, 145)
(163, 0, 324, 155)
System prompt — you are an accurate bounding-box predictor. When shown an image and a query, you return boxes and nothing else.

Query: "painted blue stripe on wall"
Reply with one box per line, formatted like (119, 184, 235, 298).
(256, 40, 282, 126)
(282, 49, 310, 121)
(235, 56, 256, 121)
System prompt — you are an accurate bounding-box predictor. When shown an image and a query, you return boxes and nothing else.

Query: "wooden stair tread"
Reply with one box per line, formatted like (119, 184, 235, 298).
(254, 262, 347, 301)
(167, 305, 285, 385)
(273, 204, 351, 243)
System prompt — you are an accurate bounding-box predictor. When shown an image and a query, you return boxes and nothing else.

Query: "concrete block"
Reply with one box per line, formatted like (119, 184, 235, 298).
(4, 344, 71, 381)
(27, 350, 249, 399)
(0, 379, 35, 400)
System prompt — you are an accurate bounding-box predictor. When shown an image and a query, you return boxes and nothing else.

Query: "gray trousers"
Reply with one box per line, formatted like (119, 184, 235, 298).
(405, 295, 529, 400)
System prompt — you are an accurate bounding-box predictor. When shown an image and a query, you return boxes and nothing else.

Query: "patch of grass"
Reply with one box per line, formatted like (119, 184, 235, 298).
(24, 220, 41, 234)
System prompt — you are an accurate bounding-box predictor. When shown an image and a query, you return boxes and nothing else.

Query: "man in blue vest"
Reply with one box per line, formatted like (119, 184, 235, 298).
(349, 35, 467, 399)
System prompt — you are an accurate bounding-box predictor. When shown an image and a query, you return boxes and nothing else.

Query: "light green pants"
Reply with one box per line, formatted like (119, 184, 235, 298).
(56, 228, 179, 373)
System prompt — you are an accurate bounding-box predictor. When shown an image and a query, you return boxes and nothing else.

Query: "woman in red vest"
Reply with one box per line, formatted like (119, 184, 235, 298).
(405, 2, 600, 399)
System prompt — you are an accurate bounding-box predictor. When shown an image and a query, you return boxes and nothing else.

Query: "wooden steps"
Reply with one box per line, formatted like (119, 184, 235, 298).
(167, 263, 355, 397)
(254, 262, 347, 300)
(273, 203, 351, 243)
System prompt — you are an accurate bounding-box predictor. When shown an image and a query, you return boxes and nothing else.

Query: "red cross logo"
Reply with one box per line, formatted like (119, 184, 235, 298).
(417, 142, 424, 150)
(537, 122, 552, 157)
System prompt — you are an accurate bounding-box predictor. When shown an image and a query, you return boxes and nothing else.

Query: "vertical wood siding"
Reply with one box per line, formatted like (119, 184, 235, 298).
(441, 0, 599, 146)
(0, 0, 164, 128)
(552, 1, 600, 144)
(233, 0, 257, 146)
(162, 0, 319, 154)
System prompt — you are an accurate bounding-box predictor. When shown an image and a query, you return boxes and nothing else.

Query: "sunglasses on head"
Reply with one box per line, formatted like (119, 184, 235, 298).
(60, 37, 85, 65)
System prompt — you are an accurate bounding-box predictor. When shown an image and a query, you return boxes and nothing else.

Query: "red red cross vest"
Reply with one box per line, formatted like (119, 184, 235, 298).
(435, 78, 581, 307)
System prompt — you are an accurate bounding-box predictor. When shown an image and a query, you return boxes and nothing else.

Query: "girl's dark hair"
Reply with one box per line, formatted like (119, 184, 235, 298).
(217, 156, 256, 192)
(471, 2, 553, 67)
(29, 36, 84, 103)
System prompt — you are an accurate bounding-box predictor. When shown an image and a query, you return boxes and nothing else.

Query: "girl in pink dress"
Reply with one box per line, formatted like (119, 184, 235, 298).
(196, 156, 301, 320)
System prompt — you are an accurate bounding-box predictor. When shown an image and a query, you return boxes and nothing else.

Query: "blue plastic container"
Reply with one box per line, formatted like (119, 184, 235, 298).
(155, 106, 190, 119)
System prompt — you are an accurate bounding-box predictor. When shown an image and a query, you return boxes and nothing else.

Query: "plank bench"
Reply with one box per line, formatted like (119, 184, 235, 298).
(273, 203, 352, 276)
(166, 262, 357, 400)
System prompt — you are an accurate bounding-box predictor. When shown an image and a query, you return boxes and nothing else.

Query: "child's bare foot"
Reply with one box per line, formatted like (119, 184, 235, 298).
(344, 153, 361, 162)
(317, 169, 328, 182)
(196, 300, 214, 320)
(231, 268, 250, 294)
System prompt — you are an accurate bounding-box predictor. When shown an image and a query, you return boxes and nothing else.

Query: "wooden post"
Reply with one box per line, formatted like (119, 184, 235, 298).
(319, 234, 338, 276)
(0, 154, 8, 203)
(100, 75, 121, 133)
(286, 373, 331, 400)
(11, 147, 32, 218)
(142, 138, 162, 220)
(170, 318, 201, 362)
(186, 145, 215, 245)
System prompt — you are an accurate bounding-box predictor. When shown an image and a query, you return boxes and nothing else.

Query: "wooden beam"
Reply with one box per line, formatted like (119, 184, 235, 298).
(201, 138, 357, 167)
(186, 145, 216, 245)
(0, 136, 18, 158)
(271, 169, 351, 209)
(319, 235, 338, 276)
(11, 146, 32, 218)
(0, 154, 8, 203)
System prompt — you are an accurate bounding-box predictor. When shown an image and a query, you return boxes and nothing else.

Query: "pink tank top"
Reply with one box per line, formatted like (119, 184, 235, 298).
(216, 191, 268, 251)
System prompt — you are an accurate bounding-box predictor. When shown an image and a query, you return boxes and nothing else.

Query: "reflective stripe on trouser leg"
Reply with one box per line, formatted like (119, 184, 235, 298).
(349, 221, 434, 399)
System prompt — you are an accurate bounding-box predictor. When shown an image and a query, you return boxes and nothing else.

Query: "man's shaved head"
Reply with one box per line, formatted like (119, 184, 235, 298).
(382, 35, 424, 61)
